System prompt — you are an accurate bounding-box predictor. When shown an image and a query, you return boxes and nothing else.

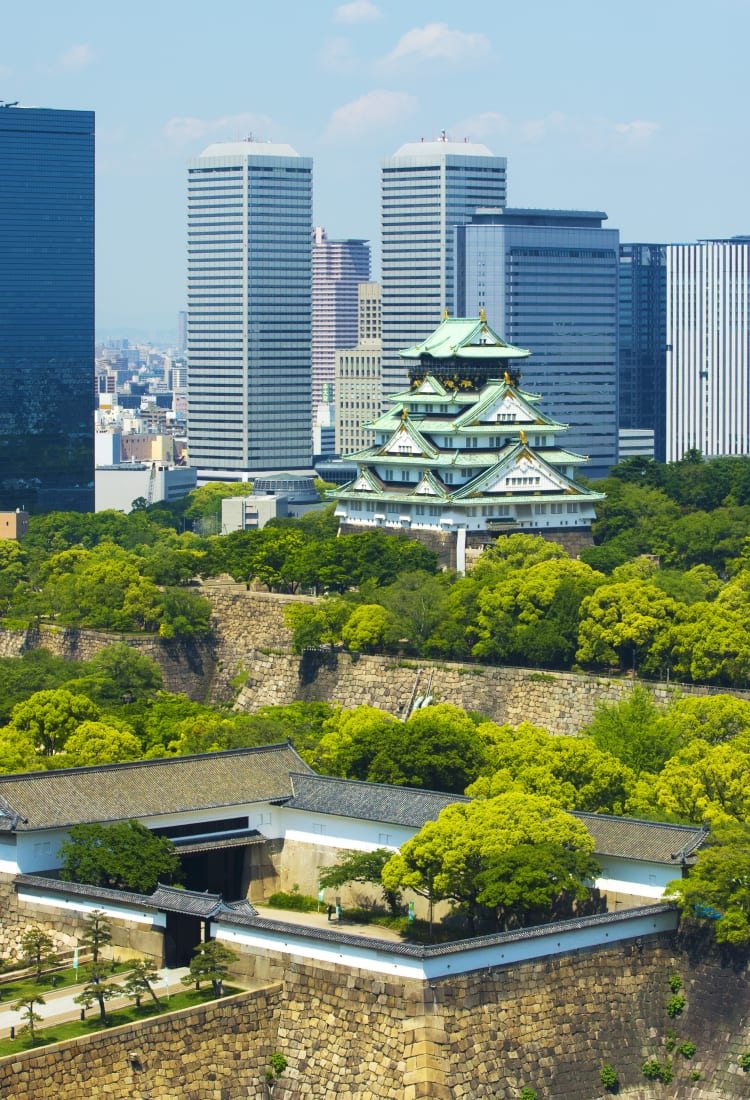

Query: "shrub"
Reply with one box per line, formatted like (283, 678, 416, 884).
(642, 1059, 662, 1080)
(600, 1063, 618, 1091)
(519, 1089, 538, 1100)
(666, 993, 686, 1018)
(690, 1070, 701, 1081)
(677, 1040, 696, 1059)
(266, 889, 317, 913)
(664, 1028, 676, 1053)
(668, 973, 683, 994)
(739, 1052, 750, 1071)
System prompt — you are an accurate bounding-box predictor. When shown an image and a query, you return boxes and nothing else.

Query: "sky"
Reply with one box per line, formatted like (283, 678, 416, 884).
(2, 0, 748, 342)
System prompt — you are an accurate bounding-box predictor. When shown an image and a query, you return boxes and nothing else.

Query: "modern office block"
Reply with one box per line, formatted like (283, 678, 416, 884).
(618, 244, 667, 461)
(0, 105, 95, 512)
(381, 137, 507, 398)
(187, 140, 313, 480)
(666, 239, 750, 462)
(335, 282, 382, 455)
(311, 228, 370, 419)
(455, 208, 619, 478)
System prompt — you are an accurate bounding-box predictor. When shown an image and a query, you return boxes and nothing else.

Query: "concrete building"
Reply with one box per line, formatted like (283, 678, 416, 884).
(95, 463, 197, 513)
(186, 140, 313, 480)
(0, 105, 95, 512)
(335, 283, 382, 456)
(666, 238, 750, 462)
(0, 510, 29, 540)
(381, 137, 507, 398)
(456, 208, 620, 479)
(336, 315, 604, 570)
(311, 228, 370, 419)
(221, 493, 289, 532)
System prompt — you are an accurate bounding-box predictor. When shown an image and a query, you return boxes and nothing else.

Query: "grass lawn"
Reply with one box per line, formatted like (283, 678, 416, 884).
(0, 962, 128, 1003)
(0, 984, 241, 1057)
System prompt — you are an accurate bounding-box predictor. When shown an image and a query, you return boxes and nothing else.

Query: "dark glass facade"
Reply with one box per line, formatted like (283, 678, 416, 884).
(618, 244, 667, 462)
(0, 107, 95, 512)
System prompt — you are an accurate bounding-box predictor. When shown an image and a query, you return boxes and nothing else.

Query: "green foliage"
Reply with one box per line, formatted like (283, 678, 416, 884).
(642, 1057, 671, 1082)
(9, 689, 101, 756)
(599, 1063, 618, 1090)
(70, 644, 164, 706)
(20, 928, 59, 980)
(181, 939, 237, 994)
(123, 958, 161, 1007)
(318, 849, 402, 915)
(676, 1040, 696, 1059)
(158, 587, 212, 638)
(583, 687, 677, 777)
(664, 1028, 676, 1052)
(383, 792, 598, 935)
(59, 821, 181, 894)
(666, 994, 686, 1019)
(739, 1052, 750, 1071)
(518, 1089, 538, 1100)
(264, 1049, 288, 1089)
(666, 823, 750, 943)
(73, 961, 119, 1023)
(13, 994, 45, 1045)
(341, 603, 400, 653)
(79, 910, 111, 965)
(668, 973, 683, 993)
(266, 889, 318, 913)
(0, 650, 85, 723)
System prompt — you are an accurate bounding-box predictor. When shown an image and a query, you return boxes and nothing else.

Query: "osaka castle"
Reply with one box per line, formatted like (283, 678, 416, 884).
(334, 313, 605, 571)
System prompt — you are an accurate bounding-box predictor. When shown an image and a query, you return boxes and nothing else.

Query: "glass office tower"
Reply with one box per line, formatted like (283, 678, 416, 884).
(456, 208, 620, 478)
(0, 106, 95, 512)
(618, 244, 667, 462)
(187, 140, 313, 479)
(380, 138, 507, 397)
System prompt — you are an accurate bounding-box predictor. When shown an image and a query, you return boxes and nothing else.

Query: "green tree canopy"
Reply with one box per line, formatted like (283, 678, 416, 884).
(582, 686, 678, 777)
(9, 689, 101, 756)
(383, 792, 598, 934)
(59, 820, 181, 893)
(666, 824, 750, 944)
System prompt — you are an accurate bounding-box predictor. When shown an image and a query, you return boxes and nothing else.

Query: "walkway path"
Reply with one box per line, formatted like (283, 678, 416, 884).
(253, 905, 406, 942)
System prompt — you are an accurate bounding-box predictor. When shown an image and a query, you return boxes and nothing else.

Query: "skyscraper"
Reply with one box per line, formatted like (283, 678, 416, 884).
(618, 244, 667, 461)
(187, 140, 313, 480)
(0, 105, 95, 512)
(666, 239, 750, 462)
(456, 208, 620, 478)
(311, 228, 370, 420)
(335, 282, 382, 455)
(380, 137, 507, 397)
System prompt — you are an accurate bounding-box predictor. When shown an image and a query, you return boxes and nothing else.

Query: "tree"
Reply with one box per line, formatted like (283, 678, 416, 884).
(630, 738, 750, 827)
(59, 821, 181, 893)
(284, 599, 351, 653)
(73, 961, 120, 1023)
(467, 721, 636, 815)
(14, 994, 45, 1045)
(20, 927, 59, 980)
(318, 849, 402, 915)
(80, 909, 112, 965)
(60, 720, 142, 767)
(340, 604, 400, 653)
(665, 824, 750, 944)
(73, 644, 163, 705)
(377, 571, 450, 649)
(383, 792, 598, 935)
(8, 689, 101, 756)
(576, 580, 682, 675)
(123, 958, 161, 1007)
(181, 939, 237, 994)
(159, 587, 212, 638)
(583, 687, 679, 777)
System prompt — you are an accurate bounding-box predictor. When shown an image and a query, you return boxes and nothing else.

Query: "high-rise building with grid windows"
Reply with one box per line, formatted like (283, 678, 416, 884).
(666, 238, 750, 462)
(380, 137, 507, 399)
(0, 105, 94, 512)
(311, 228, 370, 420)
(335, 282, 381, 456)
(186, 140, 313, 480)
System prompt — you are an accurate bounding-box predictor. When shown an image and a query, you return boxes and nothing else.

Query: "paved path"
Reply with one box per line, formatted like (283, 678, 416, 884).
(0, 966, 189, 1040)
(253, 905, 406, 942)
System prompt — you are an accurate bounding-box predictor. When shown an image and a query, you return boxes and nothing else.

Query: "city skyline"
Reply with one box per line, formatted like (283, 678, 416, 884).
(2, 0, 747, 339)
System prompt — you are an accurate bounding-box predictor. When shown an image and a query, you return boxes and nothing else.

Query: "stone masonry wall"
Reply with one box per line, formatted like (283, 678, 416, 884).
(4, 587, 750, 732)
(2, 930, 749, 1099)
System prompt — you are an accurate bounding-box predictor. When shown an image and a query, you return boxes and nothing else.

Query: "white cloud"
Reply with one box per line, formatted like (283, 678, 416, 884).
(454, 111, 509, 140)
(163, 112, 275, 148)
(59, 44, 94, 71)
(614, 120, 660, 142)
(324, 89, 418, 142)
(318, 37, 358, 74)
(383, 23, 490, 66)
(334, 1, 381, 23)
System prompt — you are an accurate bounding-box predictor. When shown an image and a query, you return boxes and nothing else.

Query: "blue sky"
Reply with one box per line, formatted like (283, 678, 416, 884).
(2, 0, 747, 340)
